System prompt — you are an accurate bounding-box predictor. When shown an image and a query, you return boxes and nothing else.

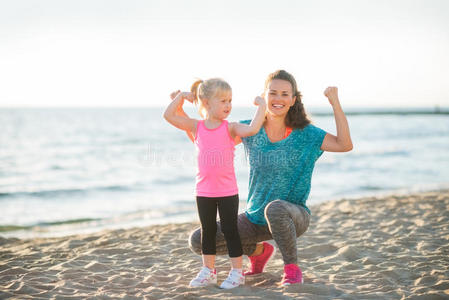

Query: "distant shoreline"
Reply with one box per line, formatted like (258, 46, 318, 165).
(1, 106, 449, 116)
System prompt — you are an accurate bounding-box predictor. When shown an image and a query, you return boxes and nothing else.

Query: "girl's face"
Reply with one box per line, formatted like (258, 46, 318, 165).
(265, 79, 296, 117)
(206, 90, 232, 120)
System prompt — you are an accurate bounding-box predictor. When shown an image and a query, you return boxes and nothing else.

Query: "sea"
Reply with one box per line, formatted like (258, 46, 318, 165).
(1, 107, 448, 238)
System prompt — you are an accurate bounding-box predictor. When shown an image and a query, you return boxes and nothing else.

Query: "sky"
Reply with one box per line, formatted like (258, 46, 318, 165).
(0, 0, 448, 108)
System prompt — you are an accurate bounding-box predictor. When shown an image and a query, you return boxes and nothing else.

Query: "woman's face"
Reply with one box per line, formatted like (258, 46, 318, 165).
(265, 79, 296, 117)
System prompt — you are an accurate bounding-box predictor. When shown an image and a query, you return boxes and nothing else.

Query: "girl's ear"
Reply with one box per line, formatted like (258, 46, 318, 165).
(202, 98, 209, 108)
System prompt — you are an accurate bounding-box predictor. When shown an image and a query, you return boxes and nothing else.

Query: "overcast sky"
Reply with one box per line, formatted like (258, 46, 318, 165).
(1, 0, 448, 107)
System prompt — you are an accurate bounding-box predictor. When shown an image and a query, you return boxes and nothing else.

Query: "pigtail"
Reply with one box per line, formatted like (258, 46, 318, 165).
(190, 79, 203, 105)
(190, 79, 207, 118)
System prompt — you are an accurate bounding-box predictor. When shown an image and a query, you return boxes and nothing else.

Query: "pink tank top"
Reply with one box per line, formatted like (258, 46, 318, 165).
(194, 120, 238, 197)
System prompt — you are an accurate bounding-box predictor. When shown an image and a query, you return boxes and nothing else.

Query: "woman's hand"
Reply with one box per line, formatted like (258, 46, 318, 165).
(324, 87, 340, 106)
(320, 86, 353, 152)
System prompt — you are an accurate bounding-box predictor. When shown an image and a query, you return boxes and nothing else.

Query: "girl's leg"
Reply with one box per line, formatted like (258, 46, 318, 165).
(217, 195, 242, 268)
(189, 212, 272, 257)
(264, 200, 310, 265)
(217, 195, 242, 258)
(196, 196, 218, 269)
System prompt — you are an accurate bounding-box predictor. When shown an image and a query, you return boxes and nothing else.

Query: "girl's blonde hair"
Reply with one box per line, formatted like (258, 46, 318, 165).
(190, 78, 231, 118)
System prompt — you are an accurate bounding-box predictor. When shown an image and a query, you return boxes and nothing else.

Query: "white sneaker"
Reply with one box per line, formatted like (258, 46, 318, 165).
(220, 269, 245, 289)
(189, 267, 217, 287)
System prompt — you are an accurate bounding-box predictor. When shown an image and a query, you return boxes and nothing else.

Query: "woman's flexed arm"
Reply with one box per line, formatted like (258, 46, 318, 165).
(320, 87, 353, 152)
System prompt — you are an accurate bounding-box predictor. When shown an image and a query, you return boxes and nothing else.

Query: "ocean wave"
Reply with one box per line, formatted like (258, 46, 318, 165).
(152, 176, 193, 185)
(0, 185, 133, 199)
(359, 185, 387, 191)
(348, 149, 410, 158)
(0, 218, 100, 233)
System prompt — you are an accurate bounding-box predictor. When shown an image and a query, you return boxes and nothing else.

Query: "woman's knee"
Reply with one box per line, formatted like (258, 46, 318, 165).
(265, 200, 310, 237)
(264, 199, 288, 221)
(188, 227, 202, 255)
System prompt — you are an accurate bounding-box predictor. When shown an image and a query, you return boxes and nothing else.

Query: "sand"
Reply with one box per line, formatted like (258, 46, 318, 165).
(1, 190, 448, 299)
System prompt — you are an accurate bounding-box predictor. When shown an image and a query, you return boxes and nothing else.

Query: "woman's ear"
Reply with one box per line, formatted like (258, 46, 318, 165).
(291, 95, 297, 107)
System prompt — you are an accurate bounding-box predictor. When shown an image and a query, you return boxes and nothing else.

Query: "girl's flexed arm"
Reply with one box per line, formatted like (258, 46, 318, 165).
(164, 91, 198, 135)
(170, 90, 195, 142)
(230, 96, 266, 140)
(320, 87, 353, 152)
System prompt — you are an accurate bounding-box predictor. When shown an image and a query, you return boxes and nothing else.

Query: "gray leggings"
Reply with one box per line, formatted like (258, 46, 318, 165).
(189, 199, 310, 265)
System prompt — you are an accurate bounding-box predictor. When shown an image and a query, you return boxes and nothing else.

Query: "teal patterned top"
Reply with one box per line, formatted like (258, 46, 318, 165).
(240, 120, 327, 225)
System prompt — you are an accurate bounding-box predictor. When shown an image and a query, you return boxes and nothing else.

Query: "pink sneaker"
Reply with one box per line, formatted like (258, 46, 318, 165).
(243, 242, 275, 276)
(281, 264, 303, 286)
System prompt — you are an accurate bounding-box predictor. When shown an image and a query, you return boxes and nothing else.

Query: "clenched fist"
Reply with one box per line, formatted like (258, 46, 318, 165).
(254, 95, 266, 107)
(324, 87, 339, 106)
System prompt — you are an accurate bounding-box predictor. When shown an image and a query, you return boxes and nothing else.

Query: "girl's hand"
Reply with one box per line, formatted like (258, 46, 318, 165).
(254, 95, 266, 107)
(324, 87, 340, 106)
(181, 92, 195, 103)
(170, 90, 181, 100)
(169, 91, 195, 103)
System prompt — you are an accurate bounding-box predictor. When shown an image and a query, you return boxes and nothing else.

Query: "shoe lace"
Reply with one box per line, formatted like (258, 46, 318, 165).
(196, 267, 212, 279)
(225, 270, 242, 284)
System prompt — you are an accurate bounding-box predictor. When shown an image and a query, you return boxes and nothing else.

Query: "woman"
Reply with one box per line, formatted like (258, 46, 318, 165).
(182, 70, 352, 286)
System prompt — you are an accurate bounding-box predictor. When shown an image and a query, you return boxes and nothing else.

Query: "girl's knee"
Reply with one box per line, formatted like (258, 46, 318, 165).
(220, 226, 239, 241)
(188, 228, 202, 255)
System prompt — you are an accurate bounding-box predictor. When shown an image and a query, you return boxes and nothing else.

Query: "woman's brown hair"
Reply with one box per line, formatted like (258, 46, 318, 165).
(265, 70, 311, 129)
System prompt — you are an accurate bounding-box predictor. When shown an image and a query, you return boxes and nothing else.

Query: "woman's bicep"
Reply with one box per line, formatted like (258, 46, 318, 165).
(320, 133, 346, 152)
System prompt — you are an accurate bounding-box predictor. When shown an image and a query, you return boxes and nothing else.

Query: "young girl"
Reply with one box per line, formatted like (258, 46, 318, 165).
(164, 78, 266, 289)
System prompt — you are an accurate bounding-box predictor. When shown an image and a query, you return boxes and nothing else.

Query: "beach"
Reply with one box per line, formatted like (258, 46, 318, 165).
(1, 190, 448, 299)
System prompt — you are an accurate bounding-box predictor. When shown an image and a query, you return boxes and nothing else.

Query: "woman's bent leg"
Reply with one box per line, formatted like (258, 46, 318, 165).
(189, 212, 272, 256)
(264, 200, 310, 265)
